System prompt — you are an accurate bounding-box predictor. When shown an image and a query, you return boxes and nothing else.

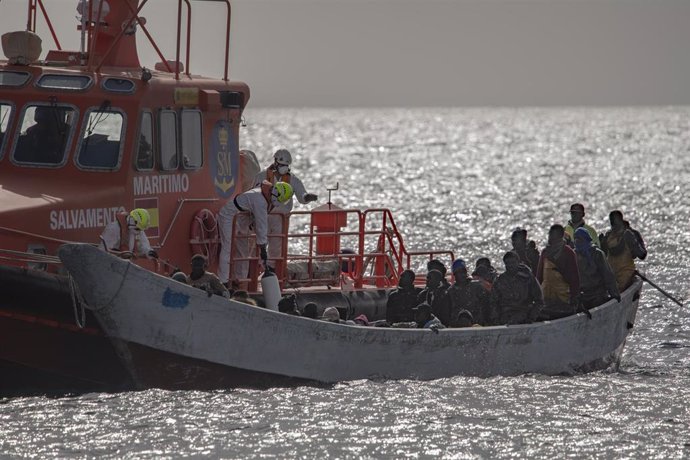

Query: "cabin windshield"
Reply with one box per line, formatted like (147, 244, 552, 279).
(0, 103, 11, 159)
(136, 111, 155, 170)
(77, 107, 125, 170)
(159, 110, 178, 171)
(12, 105, 76, 166)
(180, 109, 203, 169)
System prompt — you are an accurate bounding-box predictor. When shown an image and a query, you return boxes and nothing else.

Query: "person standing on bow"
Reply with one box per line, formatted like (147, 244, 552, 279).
(99, 208, 158, 260)
(600, 210, 647, 291)
(536, 224, 580, 320)
(573, 228, 620, 309)
(217, 180, 294, 287)
(254, 149, 318, 270)
(564, 203, 600, 248)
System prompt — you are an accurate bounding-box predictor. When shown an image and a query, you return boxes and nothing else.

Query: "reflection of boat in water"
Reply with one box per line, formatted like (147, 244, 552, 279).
(59, 243, 642, 389)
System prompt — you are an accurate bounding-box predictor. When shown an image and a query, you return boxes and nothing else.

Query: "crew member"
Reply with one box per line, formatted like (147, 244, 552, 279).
(99, 208, 157, 259)
(217, 180, 294, 286)
(254, 149, 318, 270)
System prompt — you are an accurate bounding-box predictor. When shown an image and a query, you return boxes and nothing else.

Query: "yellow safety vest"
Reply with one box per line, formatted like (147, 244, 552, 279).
(606, 232, 636, 291)
(541, 258, 570, 304)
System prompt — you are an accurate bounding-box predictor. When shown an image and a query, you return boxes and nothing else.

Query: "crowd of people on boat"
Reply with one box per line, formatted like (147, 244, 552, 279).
(155, 202, 645, 330)
(97, 148, 646, 329)
(371, 203, 646, 329)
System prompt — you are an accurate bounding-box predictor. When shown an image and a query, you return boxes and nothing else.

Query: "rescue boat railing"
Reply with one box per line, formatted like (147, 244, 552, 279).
(228, 207, 455, 292)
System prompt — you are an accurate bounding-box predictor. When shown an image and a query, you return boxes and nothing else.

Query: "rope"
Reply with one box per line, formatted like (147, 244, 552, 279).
(0, 226, 80, 245)
(68, 273, 87, 329)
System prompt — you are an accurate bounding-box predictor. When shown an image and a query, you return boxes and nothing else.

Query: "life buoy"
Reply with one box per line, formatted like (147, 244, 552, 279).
(189, 209, 220, 266)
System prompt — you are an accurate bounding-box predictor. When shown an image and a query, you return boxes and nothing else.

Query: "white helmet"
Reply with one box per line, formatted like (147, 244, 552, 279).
(273, 149, 292, 166)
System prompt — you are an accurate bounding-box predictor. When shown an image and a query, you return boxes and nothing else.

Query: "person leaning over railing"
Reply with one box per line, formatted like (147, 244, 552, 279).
(99, 208, 158, 260)
(217, 181, 293, 288)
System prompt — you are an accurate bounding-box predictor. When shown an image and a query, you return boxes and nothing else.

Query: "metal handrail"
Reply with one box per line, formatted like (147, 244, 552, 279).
(226, 207, 456, 291)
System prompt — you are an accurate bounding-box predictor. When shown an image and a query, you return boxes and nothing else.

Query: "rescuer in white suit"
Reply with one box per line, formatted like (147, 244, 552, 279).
(254, 149, 318, 269)
(99, 208, 157, 259)
(217, 181, 294, 285)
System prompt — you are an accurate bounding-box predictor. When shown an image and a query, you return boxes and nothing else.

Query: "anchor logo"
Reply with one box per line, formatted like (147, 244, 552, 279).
(210, 121, 238, 198)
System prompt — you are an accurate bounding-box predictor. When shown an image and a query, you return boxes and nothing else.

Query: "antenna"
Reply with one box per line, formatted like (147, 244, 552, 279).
(326, 182, 339, 209)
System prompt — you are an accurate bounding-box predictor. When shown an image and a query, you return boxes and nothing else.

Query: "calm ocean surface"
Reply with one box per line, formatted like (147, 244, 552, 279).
(2, 107, 689, 458)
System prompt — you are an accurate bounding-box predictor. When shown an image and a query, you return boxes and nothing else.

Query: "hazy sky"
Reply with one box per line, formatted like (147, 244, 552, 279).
(2, 0, 690, 107)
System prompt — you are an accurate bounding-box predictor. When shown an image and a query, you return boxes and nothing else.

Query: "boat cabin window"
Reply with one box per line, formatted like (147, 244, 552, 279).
(180, 109, 203, 169)
(0, 103, 12, 159)
(136, 111, 155, 170)
(0, 71, 31, 87)
(37, 74, 92, 91)
(103, 78, 135, 94)
(159, 109, 178, 170)
(12, 105, 76, 166)
(76, 107, 125, 170)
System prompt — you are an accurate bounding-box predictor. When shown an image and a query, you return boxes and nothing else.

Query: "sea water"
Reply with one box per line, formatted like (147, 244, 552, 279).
(1, 107, 689, 458)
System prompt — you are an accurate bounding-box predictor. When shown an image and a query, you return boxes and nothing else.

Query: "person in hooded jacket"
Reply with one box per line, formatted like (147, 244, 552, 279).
(472, 257, 498, 291)
(427, 259, 451, 291)
(385, 269, 420, 323)
(573, 227, 621, 309)
(600, 210, 647, 291)
(490, 251, 543, 325)
(536, 224, 581, 320)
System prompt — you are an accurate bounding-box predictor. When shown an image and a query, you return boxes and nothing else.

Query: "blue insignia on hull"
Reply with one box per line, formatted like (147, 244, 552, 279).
(162, 287, 190, 309)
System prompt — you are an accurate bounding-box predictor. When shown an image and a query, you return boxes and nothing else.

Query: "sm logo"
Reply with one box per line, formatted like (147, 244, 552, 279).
(209, 120, 239, 198)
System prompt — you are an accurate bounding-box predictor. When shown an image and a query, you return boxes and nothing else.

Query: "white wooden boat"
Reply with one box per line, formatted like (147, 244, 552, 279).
(58, 243, 642, 389)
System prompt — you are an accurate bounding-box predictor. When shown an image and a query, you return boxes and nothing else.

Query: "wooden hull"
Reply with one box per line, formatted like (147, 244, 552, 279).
(59, 244, 642, 387)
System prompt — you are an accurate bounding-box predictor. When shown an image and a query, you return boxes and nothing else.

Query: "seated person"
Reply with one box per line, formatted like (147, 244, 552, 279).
(171, 271, 189, 284)
(303, 302, 318, 319)
(414, 302, 445, 330)
(278, 294, 301, 316)
(17, 106, 69, 163)
(320, 306, 341, 323)
(188, 254, 229, 297)
(417, 269, 451, 326)
(385, 269, 420, 324)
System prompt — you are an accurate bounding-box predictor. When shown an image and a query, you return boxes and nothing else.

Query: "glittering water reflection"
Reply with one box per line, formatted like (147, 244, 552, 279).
(2, 108, 689, 458)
